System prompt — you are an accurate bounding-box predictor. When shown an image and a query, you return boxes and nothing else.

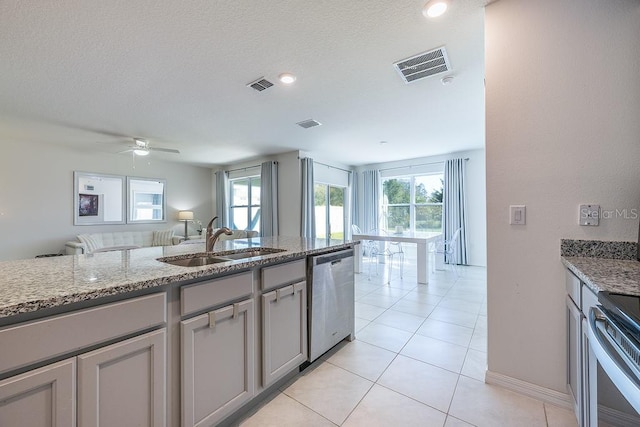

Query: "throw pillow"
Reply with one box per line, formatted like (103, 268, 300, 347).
(152, 230, 175, 247)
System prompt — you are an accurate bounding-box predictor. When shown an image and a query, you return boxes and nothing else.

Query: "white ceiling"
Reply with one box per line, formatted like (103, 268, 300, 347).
(0, 0, 487, 168)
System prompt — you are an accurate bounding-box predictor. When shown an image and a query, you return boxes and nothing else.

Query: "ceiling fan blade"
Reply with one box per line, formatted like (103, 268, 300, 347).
(150, 147, 180, 154)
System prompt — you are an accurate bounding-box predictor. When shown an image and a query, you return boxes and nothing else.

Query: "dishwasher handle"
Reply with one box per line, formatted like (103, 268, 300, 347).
(312, 249, 354, 266)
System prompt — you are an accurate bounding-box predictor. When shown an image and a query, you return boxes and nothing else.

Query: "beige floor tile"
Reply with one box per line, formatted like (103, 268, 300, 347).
(429, 306, 479, 328)
(239, 393, 336, 427)
(402, 291, 444, 305)
(354, 302, 386, 321)
(355, 322, 413, 352)
(416, 318, 474, 347)
(378, 355, 458, 413)
(544, 403, 578, 427)
(444, 415, 475, 427)
(413, 283, 453, 297)
(342, 384, 447, 427)
(390, 299, 436, 317)
(356, 293, 401, 309)
(469, 329, 487, 352)
(449, 376, 546, 427)
(400, 334, 468, 373)
(371, 286, 411, 299)
(461, 348, 486, 382)
(354, 317, 370, 333)
(437, 297, 483, 314)
(283, 363, 373, 425)
(372, 309, 426, 333)
(325, 340, 396, 382)
(443, 290, 485, 304)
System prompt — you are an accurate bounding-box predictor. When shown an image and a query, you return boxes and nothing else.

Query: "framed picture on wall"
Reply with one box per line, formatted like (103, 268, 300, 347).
(79, 193, 99, 216)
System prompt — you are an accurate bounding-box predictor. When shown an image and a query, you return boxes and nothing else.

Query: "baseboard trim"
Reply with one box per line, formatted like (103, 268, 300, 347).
(484, 370, 573, 409)
(598, 404, 640, 427)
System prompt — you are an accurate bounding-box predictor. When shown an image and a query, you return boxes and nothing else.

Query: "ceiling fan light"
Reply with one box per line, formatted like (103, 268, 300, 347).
(133, 148, 150, 156)
(423, 0, 449, 18)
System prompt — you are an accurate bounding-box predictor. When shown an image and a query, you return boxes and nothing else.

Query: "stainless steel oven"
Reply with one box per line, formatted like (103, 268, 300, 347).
(586, 292, 640, 425)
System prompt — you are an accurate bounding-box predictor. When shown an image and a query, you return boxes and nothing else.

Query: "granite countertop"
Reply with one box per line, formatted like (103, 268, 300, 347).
(560, 239, 640, 297)
(0, 237, 356, 320)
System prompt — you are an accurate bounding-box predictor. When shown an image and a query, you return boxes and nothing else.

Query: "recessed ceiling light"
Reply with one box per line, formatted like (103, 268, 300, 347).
(423, 0, 449, 18)
(279, 73, 297, 84)
(380, 141, 388, 145)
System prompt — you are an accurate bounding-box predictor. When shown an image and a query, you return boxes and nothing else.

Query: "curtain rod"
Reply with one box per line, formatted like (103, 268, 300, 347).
(226, 164, 261, 173)
(378, 158, 469, 172)
(313, 160, 353, 174)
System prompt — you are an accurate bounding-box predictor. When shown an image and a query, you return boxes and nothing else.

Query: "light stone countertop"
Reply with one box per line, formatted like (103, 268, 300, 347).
(0, 237, 356, 320)
(561, 256, 640, 296)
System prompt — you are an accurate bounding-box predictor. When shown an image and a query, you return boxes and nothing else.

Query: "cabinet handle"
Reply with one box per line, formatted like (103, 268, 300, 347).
(208, 311, 216, 329)
(233, 303, 239, 319)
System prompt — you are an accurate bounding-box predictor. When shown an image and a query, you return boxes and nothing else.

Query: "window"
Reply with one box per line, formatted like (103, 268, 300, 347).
(314, 184, 346, 241)
(382, 174, 443, 232)
(229, 176, 261, 233)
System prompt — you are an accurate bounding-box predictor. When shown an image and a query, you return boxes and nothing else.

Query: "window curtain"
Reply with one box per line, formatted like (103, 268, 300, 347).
(349, 171, 359, 239)
(215, 170, 229, 227)
(362, 170, 380, 233)
(301, 158, 315, 238)
(443, 158, 468, 265)
(260, 161, 278, 237)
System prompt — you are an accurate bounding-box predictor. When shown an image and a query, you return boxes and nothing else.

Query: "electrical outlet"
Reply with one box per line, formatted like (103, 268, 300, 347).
(579, 204, 600, 226)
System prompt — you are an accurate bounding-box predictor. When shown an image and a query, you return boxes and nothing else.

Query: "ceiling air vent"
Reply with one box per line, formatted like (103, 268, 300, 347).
(247, 77, 274, 92)
(393, 47, 451, 84)
(296, 119, 322, 129)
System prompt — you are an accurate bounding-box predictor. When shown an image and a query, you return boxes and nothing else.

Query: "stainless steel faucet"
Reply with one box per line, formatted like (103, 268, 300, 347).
(205, 216, 233, 252)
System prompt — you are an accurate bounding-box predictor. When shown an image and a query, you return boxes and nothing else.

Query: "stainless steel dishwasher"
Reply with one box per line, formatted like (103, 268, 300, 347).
(307, 248, 355, 362)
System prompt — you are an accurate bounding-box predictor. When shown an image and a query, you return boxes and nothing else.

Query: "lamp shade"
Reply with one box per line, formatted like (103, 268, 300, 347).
(178, 211, 194, 221)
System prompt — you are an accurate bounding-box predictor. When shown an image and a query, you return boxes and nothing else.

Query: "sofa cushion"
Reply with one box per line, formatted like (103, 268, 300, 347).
(152, 230, 175, 246)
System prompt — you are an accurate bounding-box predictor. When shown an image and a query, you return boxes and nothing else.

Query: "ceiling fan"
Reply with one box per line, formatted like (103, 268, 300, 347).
(119, 138, 180, 156)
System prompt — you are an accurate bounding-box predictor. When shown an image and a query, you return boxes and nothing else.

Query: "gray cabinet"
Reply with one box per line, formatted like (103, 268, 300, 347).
(77, 329, 166, 427)
(0, 358, 76, 427)
(181, 298, 255, 427)
(262, 280, 307, 386)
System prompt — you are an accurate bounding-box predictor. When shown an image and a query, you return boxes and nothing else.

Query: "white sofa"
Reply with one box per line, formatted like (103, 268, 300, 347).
(65, 230, 183, 255)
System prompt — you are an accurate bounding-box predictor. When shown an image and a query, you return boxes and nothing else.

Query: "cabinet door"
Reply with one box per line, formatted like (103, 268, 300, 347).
(566, 296, 582, 425)
(262, 281, 308, 387)
(181, 299, 254, 427)
(77, 329, 166, 427)
(0, 358, 76, 427)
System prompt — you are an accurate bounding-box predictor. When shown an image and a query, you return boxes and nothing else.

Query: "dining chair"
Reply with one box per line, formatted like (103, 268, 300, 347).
(432, 227, 462, 275)
(351, 224, 380, 280)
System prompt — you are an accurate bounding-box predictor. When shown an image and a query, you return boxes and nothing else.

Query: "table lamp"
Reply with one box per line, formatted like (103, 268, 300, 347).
(178, 211, 194, 239)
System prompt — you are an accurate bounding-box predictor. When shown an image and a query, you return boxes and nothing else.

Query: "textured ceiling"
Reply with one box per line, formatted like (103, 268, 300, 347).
(0, 0, 486, 167)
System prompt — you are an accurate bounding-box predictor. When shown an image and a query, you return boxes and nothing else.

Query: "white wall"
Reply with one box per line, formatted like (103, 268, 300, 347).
(0, 139, 213, 261)
(357, 148, 487, 267)
(486, 0, 640, 392)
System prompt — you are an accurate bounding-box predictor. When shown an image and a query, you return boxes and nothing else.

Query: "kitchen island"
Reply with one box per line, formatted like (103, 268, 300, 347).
(0, 236, 357, 427)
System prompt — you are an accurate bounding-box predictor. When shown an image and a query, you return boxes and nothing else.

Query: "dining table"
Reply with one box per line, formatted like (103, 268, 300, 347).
(351, 230, 443, 284)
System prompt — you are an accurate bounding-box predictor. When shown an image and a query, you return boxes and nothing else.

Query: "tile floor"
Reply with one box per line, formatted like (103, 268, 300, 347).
(239, 254, 578, 427)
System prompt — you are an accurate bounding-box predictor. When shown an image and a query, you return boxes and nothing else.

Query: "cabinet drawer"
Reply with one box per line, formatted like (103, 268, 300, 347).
(0, 292, 166, 375)
(581, 284, 598, 314)
(181, 271, 253, 317)
(565, 269, 581, 307)
(261, 259, 306, 292)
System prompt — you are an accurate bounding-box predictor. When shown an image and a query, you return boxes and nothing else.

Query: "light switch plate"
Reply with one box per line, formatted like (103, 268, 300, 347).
(510, 205, 526, 225)
(580, 204, 600, 226)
